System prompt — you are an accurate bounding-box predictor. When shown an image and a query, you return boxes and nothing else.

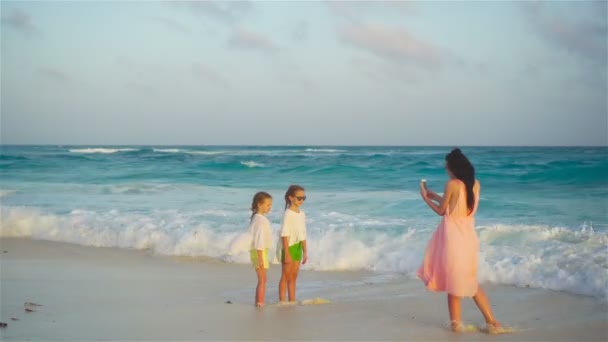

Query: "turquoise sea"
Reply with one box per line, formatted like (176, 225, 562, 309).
(1, 146, 606, 297)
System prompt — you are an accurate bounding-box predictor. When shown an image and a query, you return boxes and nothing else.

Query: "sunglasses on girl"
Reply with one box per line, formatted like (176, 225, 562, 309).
(295, 196, 306, 201)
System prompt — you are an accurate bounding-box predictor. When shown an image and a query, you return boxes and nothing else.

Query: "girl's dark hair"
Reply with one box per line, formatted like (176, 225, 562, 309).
(251, 192, 272, 220)
(445, 148, 476, 212)
(284, 184, 305, 209)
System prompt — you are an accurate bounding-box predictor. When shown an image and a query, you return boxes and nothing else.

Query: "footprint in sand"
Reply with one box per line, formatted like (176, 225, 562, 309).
(24, 302, 43, 313)
(268, 298, 331, 307)
(24, 302, 42, 307)
(299, 298, 331, 305)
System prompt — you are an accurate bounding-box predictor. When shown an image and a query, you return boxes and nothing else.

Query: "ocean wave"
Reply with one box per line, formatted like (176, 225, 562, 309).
(476, 223, 607, 298)
(1, 206, 605, 298)
(151, 148, 348, 156)
(0, 155, 28, 161)
(152, 148, 223, 155)
(0, 189, 16, 197)
(240, 161, 265, 168)
(69, 148, 139, 154)
(304, 148, 347, 153)
(222, 149, 347, 155)
(187, 151, 224, 155)
(402, 150, 446, 156)
(104, 184, 176, 195)
(153, 148, 181, 153)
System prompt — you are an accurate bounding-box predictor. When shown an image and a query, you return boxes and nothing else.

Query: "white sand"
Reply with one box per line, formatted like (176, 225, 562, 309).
(1, 238, 606, 341)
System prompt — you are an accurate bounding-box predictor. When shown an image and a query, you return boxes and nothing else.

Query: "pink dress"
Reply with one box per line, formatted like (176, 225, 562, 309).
(417, 181, 480, 297)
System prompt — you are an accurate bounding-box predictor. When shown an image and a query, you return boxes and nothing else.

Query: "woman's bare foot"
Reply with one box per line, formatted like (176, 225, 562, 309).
(450, 321, 479, 333)
(451, 321, 464, 333)
(485, 320, 511, 335)
(255, 302, 264, 308)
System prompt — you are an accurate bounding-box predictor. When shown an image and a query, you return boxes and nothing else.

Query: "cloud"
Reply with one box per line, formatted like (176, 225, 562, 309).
(115, 57, 231, 90)
(172, 0, 253, 23)
(115, 56, 136, 69)
(292, 20, 308, 42)
(114, 56, 146, 80)
(114, 56, 175, 93)
(452, 56, 489, 77)
(522, 2, 607, 65)
(327, 1, 358, 21)
(228, 28, 279, 52)
(152, 17, 191, 34)
(327, 1, 417, 21)
(37, 68, 70, 83)
(191, 63, 230, 87)
(273, 62, 315, 90)
(1, 9, 39, 35)
(125, 82, 157, 96)
(350, 57, 420, 84)
(277, 73, 314, 89)
(380, 0, 417, 13)
(338, 23, 443, 70)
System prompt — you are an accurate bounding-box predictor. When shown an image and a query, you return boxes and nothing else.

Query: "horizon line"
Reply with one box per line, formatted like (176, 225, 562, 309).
(1, 143, 607, 148)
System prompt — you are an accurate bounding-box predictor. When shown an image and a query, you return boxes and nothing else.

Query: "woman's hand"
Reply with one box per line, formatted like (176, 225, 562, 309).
(302, 251, 308, 265)
(426, 190, 441, 201)
(420, 181, 428, 200)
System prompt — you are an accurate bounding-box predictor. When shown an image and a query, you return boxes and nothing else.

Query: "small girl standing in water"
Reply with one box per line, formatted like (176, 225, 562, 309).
(249, 191, 273, 307)
(278, 185, 308, 303)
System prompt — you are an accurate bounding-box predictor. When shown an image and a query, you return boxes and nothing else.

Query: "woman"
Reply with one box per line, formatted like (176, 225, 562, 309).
(417, 148, 503, 333)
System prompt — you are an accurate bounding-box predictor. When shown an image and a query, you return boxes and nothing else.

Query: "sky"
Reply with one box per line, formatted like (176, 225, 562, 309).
(1, 0, 606, 146)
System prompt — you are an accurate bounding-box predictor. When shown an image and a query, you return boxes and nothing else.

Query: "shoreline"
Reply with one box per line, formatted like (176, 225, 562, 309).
(1, 237, 606, 341)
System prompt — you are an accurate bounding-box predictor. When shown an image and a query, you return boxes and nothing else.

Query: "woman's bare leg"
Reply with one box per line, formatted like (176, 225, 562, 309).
(472, 286, 499, 325)
(448, 294, 462, 331)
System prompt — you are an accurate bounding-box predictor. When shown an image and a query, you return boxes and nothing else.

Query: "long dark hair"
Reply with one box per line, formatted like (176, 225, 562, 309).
(445, 148, 476, 212)
(284, 184, 305, 209)
(250, 191, 272, 220)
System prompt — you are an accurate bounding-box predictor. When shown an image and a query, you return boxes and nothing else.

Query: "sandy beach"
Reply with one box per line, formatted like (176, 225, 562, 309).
(0, 237, 606, 341)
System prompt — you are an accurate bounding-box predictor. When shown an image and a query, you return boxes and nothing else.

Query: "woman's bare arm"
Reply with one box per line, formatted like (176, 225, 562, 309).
(420, 180, 457, 216)
(426, 190, 442, 203)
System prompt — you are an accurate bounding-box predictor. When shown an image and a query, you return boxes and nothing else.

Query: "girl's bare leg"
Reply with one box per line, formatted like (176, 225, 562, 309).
(288, 262, 301, 302)
(279, 264, 289, 302)
(255, 268, 267, 306)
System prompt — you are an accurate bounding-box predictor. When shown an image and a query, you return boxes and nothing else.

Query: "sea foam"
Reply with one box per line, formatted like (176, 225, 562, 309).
(69, 148, 138, 154)
(1, 206, 605, 298)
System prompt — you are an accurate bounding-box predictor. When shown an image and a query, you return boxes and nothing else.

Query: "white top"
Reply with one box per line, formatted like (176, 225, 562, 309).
(249, 214, 272, 250)
(280, 209, 307, 246)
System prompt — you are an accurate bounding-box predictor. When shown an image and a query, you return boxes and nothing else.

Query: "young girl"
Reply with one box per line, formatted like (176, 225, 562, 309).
(278, 184, 308, 303)
(249, 191, 273, 307)
(417, 148, 503, 333)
